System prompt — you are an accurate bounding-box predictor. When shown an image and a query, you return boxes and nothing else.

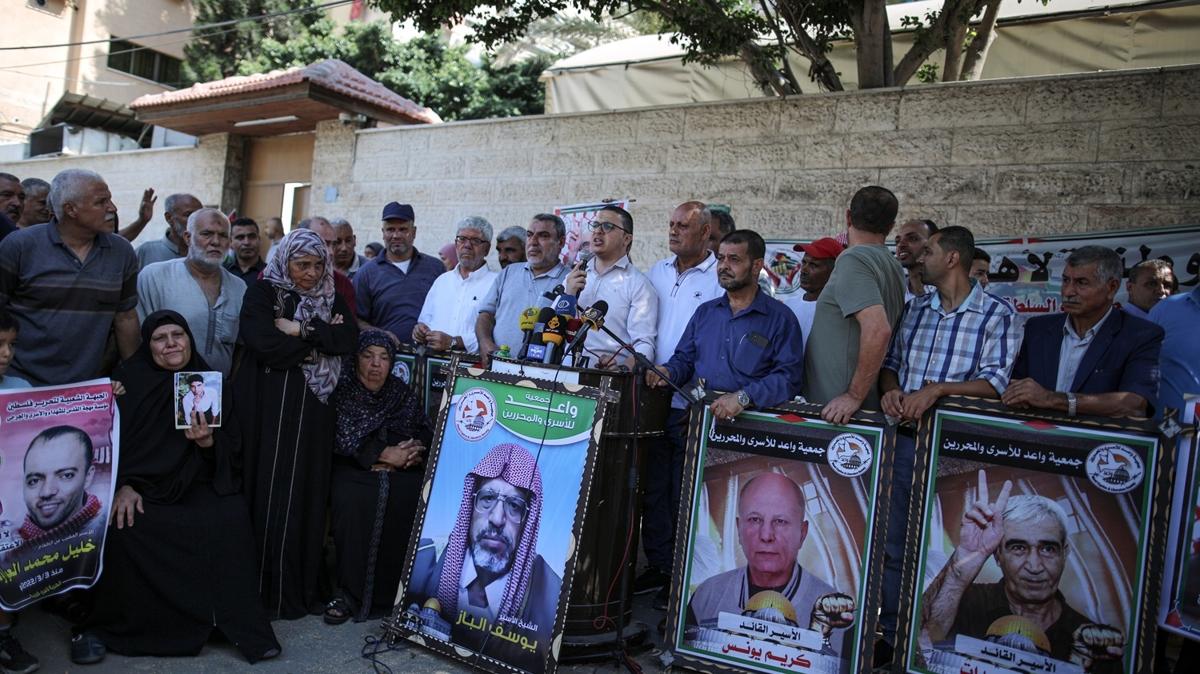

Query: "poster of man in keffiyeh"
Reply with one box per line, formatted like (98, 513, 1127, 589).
(0, 379, 119, 610)
(393, 371, 605, 674)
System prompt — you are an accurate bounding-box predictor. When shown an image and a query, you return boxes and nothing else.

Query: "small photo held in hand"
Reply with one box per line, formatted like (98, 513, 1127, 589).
(174, 371, 222, 429)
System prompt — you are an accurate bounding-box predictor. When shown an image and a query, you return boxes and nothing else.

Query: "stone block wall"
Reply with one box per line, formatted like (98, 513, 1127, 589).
(312, 66, 1200, 270)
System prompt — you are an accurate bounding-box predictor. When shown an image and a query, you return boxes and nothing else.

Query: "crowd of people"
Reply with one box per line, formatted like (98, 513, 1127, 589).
(0, 167, 1196, 672)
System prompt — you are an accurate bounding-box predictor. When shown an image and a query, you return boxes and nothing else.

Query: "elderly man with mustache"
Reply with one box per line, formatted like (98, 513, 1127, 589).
(0, 168, 140, 386)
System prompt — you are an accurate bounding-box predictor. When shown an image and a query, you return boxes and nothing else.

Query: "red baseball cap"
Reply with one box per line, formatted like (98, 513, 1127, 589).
(792, 237, 845, 260)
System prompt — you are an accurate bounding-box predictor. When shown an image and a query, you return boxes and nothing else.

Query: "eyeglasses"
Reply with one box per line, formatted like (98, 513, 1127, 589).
(473, 490, 529, 522)
(455, 236, 487, 247)
(587, 220, 629, 234)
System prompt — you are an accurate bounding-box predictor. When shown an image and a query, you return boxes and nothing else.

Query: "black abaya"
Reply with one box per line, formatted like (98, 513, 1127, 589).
(238, 278, 357, 619)
(85, 311, 279, 661)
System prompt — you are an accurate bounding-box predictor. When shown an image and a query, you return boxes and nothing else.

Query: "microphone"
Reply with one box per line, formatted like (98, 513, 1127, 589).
(564, 300, 609, 357)
(515, 307, 539, 359)
(541, 314, 568, 364)
(524, 307, 557, 363)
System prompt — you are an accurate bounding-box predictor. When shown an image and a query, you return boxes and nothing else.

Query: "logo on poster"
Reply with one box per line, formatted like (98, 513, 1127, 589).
(1085, 443, 1144, 494)
(391, 359, 411, 385)
(826, 432, 872, 477)
(455, 387, 496, 441)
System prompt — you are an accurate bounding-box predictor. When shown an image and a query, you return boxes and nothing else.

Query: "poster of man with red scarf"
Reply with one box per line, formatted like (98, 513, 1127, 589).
(0, 379, 119, 610)
(392, 369, 607, 674)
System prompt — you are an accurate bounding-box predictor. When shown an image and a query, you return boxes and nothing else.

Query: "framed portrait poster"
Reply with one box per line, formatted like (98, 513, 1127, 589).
(1159, 395, 1200, 641)
(665, 400, 893, 674)
(897, 397, 1171, 674)
(388, 367, 611, 674)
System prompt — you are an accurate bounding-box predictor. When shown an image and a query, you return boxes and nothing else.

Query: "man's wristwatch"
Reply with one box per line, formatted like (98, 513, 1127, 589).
(1065, 392, 1077, 417)
(736, 390, 752, 409)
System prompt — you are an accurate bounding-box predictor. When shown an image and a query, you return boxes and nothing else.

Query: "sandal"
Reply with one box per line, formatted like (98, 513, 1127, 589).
(323, 598, 351, 625)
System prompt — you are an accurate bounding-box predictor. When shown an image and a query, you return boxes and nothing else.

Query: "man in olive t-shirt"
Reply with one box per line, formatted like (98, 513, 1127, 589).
(802, 186, 905, 423)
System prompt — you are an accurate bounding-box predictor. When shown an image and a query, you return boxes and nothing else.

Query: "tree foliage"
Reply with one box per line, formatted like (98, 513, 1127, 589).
(183, 0, 325, 84)
(182, 2, 548, 121)
(367, 0, 1034, 94)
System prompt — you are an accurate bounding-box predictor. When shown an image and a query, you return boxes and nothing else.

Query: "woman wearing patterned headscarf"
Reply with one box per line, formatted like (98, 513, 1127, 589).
(324, 330, 432, 624)
(237, 228, 357, 619)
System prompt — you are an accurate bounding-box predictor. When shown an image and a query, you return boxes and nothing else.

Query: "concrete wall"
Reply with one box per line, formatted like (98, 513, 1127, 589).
(0, 134, 234, 247)
(312, 65, 1200, 271)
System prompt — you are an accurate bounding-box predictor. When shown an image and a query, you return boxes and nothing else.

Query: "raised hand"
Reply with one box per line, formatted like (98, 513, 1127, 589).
(958, 469, 1012, 563)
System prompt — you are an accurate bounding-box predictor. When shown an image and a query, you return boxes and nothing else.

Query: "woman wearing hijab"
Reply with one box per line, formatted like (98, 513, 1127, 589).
(73, 311, 279, 665)
(324, 330, 433, 624)
(238, 229, 357, 619)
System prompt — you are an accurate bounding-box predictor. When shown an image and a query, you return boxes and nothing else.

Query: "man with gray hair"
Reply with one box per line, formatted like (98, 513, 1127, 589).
(413, 216, 498, 353)
(0, 168, 140, 385)
(920, 470, 1123, 667)
(1123, 258, 1175, 321)
(1003, 245, 1163, 418)
(17, 177, 51, 229)
(136, 193, 202, 269)
(137, 208, 245, 376)
(329, 217, 366, 279)
(494, 226, 526, 268)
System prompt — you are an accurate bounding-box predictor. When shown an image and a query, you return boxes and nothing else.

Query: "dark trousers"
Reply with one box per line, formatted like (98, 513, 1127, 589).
(880, 429, 917, 641)
(640, 408, 689, 572)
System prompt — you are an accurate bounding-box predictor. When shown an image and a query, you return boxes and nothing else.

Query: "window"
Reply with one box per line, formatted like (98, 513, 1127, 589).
(107, 38, 183, 87)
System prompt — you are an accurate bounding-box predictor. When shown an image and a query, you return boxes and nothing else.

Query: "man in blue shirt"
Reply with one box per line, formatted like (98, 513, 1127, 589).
(1149, 284, 1199, 417)
(648, 229, 804, 419)
(353, 202, 443, 343)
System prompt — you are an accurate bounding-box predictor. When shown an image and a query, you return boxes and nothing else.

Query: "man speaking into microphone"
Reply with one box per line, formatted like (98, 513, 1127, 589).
(574, 205, 658, 369)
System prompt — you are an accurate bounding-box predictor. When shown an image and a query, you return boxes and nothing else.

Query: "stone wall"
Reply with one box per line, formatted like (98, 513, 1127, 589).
(312, 65, 1200, 270)
(0, 134, 236, 247)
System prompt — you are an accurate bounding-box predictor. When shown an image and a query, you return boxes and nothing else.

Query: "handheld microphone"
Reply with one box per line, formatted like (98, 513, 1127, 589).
(564, 300, 609, 357)
(541, 314, 568, 364)
(515, 307, 539, 359)
(524, 307, 557, 363)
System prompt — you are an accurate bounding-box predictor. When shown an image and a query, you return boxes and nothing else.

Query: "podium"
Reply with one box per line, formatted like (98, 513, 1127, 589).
(486, 356, 671, 658)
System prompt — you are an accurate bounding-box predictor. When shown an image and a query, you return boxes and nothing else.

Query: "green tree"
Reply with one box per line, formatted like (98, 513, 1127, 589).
(183, 0, 324, 84)
(367, 0, 1032, 94)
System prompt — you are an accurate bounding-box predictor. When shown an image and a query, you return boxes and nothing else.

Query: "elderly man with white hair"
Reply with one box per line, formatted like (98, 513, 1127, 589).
(137, 208, 246, 376)
(0, 168, 140, 385)
(412, 216, 498, 353)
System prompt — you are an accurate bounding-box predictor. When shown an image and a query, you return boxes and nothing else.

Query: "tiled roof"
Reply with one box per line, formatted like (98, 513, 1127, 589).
(130, 59, 441, 124)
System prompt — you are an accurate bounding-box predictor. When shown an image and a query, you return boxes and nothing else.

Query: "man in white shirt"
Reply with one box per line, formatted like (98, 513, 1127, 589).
(894, 219, 937, 303)
(413, 216, 498, 353)
(782, 237, 842, 350)
(574, 205, 658, 369)
(637, 201, 722, 604)
(180, 374, 221, 425)
(137, 208, 245, 376)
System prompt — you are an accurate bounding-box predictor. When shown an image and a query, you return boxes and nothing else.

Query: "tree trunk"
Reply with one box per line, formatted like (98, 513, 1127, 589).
(852, 0, 891, 89)
(739, 41, 801, 96)
(773, 1, 845, 91)
(941, 20, 968, 82)
(958, 0, 1002, 80)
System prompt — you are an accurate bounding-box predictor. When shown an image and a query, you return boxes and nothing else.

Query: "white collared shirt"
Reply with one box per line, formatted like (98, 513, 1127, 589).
(577, 254, 659, 362)
(418, 263, 499, 353)
(1056, 307, 1114, 392)
(458, 554, 507, 624)
(648, 252, 722, 365)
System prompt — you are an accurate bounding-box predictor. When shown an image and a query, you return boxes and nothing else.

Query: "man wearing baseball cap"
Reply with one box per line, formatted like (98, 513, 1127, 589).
(353, 202, 443, 343)
(783, 237, 843, 350)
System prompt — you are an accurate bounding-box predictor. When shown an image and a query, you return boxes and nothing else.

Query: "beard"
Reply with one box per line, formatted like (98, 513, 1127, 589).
(188, 248, 222, 270)
(470, 524, 516, 575)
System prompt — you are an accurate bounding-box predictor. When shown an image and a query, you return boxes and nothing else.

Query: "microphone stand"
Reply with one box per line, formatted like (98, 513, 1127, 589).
(595, 323, 699, 406)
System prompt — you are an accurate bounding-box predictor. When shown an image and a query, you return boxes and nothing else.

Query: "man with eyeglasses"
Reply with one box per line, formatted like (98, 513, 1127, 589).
(920, 474, 1121, 669)
(476, 214, 583, 366)
(354, 202, 443, 344)
(574, 205, 658, 369)
(413, 216, 498, 353)
(407, 443, 560, 670)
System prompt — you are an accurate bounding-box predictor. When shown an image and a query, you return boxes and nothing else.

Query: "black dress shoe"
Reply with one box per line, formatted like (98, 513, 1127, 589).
(632, 567, 670, 595)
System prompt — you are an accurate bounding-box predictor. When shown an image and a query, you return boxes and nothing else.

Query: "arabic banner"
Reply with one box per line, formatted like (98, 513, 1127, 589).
(390, 369, 608, 674)
(0, 379, 119, 610)
(553, 199, 630, 267)
(766, 224, 1199, 319)
(666, 402, 892, 674)
(897, 399, 1170, 674)
(423, 353, 481, 419)
(1159, 395, 1200, 641)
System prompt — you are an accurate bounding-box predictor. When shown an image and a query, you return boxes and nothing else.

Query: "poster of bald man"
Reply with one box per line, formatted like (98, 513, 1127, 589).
(665, 401, 892, 674)
(897, 398, 1170, 674)
(0, 379, 119, 610)
(390, 369, 608, 674)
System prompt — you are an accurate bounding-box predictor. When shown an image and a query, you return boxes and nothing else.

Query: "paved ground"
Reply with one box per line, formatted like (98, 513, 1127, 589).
(19, 593, 672, 673)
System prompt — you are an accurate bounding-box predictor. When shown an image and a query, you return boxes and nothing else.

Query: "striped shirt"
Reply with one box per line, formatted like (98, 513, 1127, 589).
(883, 281, 1020, 395)
(0, 223, 138, 385)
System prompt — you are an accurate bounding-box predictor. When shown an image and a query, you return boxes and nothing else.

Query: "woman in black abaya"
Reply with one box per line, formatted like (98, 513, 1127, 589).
(239, 228, 357, 619)
(325, 330, 432, 624)
(76, 311, 280, 664)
